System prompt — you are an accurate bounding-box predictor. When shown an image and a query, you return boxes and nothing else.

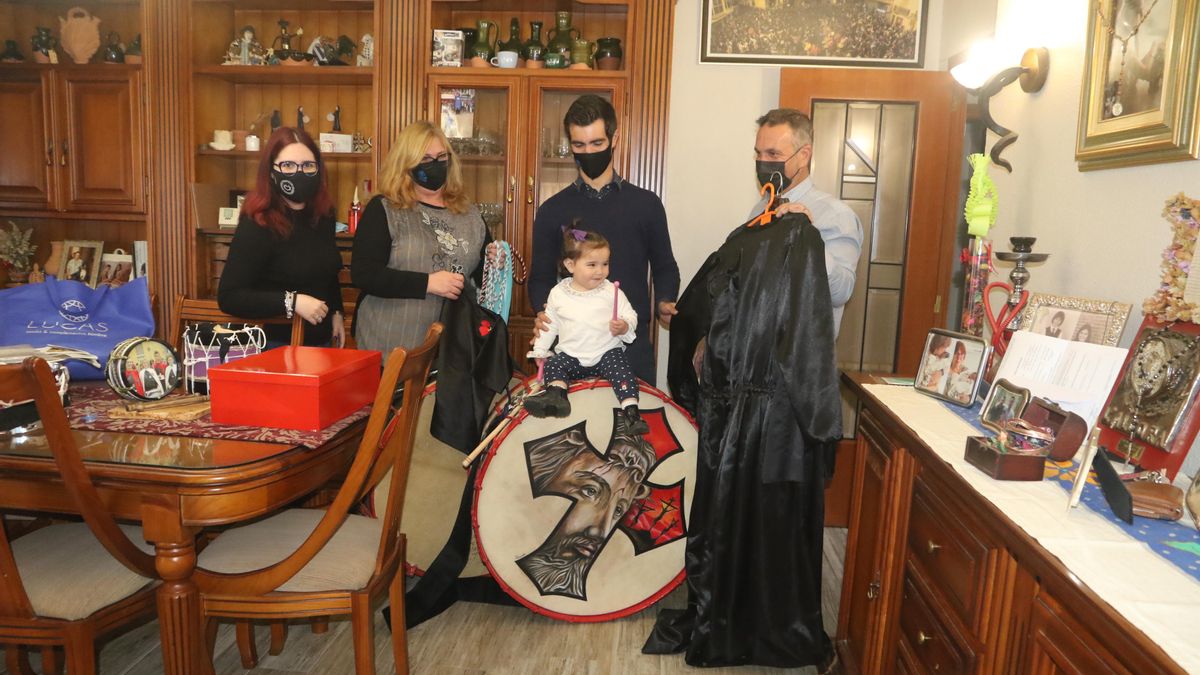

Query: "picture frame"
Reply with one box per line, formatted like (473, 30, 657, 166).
(1018, 292, 1132, 347)
(700, 0, 928, 68)
(58, 240, 104, 288)
(1075, 0, 1200, 171)
(133, 240, 148, 280)
(98, 248, 134, 288)
(913, 328, 989, 406)
(228, 190, 246, 211)
(981, 378, 1033, 434)
(432, 29, 464, 67)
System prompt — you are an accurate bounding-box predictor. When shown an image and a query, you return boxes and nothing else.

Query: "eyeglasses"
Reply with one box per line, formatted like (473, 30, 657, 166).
(273, 160, 320, 176)
(420, 152, 450, 164)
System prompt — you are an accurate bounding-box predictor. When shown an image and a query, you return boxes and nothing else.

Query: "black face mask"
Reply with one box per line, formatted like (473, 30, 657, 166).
(573, 145, 613, 180)
(411, 159, 449, 191)
(271, 170, 321, 204)
(755, 146, 803, 191)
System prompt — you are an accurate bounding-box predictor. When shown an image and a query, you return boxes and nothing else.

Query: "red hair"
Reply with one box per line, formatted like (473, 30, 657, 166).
(242, 127, 334, 238)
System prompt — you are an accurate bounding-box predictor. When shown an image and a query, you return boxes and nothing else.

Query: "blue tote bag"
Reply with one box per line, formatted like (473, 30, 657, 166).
(0, 277, 155, 379)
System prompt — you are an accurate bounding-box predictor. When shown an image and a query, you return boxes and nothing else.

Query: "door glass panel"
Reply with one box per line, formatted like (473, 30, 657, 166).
(812, 100, 918, 438)
(537, 89, 613, 207)
(437, 85, 508, 241)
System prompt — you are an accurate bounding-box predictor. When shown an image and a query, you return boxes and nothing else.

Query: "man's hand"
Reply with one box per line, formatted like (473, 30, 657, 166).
(657, 301, 678, 328)
(427, 271, 465, 299)
(692, 337, 706, 377)
(774, 200, 812, 219)
(609, 318, 629, 336)
(529, 310, 551, 345)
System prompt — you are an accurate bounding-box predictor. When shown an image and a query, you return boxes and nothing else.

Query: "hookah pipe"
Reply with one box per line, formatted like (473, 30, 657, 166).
(983, 237, 1047, 356)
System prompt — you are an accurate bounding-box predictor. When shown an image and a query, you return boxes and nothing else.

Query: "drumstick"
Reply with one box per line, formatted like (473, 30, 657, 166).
(124, 395, 209, 412)
(612, 281, 620, 321)
(462, 413, 515, 468)
(536, 357, 545, 383)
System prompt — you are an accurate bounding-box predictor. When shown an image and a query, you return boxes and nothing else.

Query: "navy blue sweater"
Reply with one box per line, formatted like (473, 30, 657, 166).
(529, 179, 680, 339)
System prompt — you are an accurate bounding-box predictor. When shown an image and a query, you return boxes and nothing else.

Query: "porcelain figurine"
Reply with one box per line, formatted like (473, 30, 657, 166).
(296, 106, 310, 131)
(31, 27, 58, 64)
(328, 105, 342, 132)
(1, 40, 24, 63)
(357, 33, 373, 66)
(270, 109, 282, 132)
(223, 26, 267, 66)
(60, 6, 102, 64)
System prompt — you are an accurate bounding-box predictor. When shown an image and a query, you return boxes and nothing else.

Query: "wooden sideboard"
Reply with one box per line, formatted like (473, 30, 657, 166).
(839, 372, 1187, 674)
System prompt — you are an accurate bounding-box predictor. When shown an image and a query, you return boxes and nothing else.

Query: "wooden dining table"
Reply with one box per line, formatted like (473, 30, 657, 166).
(0, 421, 364, 674)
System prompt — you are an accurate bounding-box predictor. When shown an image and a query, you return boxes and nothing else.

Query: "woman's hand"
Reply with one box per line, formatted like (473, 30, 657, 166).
(332, 312, 345, 347)
(609, 318, 629, 336)
(427, 271, 465, 299)
(294, 294, 329, 325)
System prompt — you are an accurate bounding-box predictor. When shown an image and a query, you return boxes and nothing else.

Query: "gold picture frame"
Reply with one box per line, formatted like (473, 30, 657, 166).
(1018, 292, 1131, 347)
(1075, 0, 1200, 171)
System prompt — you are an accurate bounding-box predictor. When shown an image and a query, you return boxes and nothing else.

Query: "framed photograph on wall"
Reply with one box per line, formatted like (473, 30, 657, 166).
(1076, 0, 1200, 170)
(58, 240, 104, 288)
(700, 0, 928, 68)
(1017, 292, 1132, 347)
(913, 328, 989, 406)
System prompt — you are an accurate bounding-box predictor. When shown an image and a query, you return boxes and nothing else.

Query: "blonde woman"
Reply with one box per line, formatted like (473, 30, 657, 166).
(351, 120, 490, 352)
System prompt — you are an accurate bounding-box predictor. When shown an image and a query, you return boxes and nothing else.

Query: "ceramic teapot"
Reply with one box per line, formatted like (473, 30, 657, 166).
(60, 7, 101, 64)
(470, 20, 497, 61)
(546, 11, 579, 58)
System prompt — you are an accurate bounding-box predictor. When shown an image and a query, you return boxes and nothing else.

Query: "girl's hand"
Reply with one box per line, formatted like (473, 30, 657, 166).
(295, 294, 329, 325)
(610, 318, 629, 336)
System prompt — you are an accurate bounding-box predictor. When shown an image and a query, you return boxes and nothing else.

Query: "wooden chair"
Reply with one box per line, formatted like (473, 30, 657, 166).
(0, 358, 159, 674)
(193, 323, 444, 674)
(170, 295, 304, 354)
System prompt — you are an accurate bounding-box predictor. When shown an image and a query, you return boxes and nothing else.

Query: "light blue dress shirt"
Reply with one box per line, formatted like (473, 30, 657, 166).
(749, 177, 864, 336)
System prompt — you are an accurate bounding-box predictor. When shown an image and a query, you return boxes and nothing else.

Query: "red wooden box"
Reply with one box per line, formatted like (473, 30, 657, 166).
(209, 347, 381, 431)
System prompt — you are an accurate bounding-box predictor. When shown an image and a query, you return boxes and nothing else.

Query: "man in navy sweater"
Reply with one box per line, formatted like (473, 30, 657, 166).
(529, 95, 680, 385)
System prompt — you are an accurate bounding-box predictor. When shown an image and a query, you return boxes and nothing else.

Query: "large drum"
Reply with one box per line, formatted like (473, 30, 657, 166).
(372, 375, 528, 578)
(473, 380, 697, 622)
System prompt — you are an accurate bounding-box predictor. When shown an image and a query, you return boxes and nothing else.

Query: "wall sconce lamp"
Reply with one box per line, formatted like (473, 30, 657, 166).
(950, 43, 1050, 172)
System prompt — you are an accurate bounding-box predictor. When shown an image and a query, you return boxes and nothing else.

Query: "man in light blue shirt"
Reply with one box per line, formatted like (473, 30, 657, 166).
(749, 108, 863, 337)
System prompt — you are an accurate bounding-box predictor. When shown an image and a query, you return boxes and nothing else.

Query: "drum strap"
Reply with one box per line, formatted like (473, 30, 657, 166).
(389, 462, 518, 629)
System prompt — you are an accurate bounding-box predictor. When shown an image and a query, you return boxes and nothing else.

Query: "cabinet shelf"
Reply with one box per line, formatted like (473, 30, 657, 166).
(428, 66, 625, 79)
(193, 0, 371, 7)
(197, 148, 372, 161)
(192, 65, 373, 84)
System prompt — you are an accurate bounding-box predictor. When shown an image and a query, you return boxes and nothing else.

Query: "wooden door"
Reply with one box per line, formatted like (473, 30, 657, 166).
(0, 69, 56, 211)
(56, 68, 145, 214)
(838, 411, 910, 673)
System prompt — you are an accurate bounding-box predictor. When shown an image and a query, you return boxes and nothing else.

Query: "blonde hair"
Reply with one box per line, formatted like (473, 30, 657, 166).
(377, 121, 470, 214)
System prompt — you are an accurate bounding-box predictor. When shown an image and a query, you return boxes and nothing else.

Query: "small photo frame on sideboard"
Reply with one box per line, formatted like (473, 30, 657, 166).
(913, 328, 989, 406)
(98, 248, 134, 288)
(1018, 292, 1131, 347)
(981, 378, 1032, 433)
(58, 240, 104, 288)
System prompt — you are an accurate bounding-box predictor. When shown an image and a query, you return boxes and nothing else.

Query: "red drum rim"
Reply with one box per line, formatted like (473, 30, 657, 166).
(471, 378, 696, 623)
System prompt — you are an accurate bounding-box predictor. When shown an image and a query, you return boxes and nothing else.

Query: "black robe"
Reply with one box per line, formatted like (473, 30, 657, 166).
(644, 212, 842, 668)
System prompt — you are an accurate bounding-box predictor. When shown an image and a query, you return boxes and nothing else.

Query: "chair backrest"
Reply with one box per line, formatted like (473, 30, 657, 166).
(171, 295, 304, 354)
(0, 359, 156, 619)
(193, 323, 444, 596)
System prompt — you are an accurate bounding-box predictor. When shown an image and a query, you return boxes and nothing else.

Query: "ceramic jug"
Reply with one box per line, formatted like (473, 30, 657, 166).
(523, 21, 545, 63)
(569, 38, 593, 68)
(546, 11, 579, 58)
(470, 20, 497, 61)
(594, 37, 623, 70)
(60, 6, 101, 64)
(498, 17, 522, 55)
(102, 31, 124, 63)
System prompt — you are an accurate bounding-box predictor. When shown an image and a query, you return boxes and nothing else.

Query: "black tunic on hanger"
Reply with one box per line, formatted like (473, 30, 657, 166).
(643, 212, 842, 668)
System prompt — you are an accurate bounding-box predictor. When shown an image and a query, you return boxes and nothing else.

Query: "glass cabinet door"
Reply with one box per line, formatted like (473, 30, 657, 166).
(428, 76, 522, 245)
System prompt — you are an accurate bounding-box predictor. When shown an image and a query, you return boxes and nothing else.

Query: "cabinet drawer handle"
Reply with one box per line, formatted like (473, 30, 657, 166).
(927, 541, 941, 555)
(60, 140, 69, 167)
(507, 176, 515, 203)
(526, 175, 534, 204)
(916, 631, 933, 646)
(866, 580, 881, 600)
(46, 142, 54, 166)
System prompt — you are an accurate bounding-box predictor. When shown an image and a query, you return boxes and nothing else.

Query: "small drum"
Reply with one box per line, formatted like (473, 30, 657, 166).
(372, 374, 528, 577)
(474, 380, 698, 622)
(105, 337, 182, 401)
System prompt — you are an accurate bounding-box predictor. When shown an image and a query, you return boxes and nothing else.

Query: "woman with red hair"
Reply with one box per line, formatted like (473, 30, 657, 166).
(218, 127, 345, 347)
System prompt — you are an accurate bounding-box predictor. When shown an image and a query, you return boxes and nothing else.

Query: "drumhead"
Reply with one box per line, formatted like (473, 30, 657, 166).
(106, 337, 182, 401)
(473, 380, 697, 622)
